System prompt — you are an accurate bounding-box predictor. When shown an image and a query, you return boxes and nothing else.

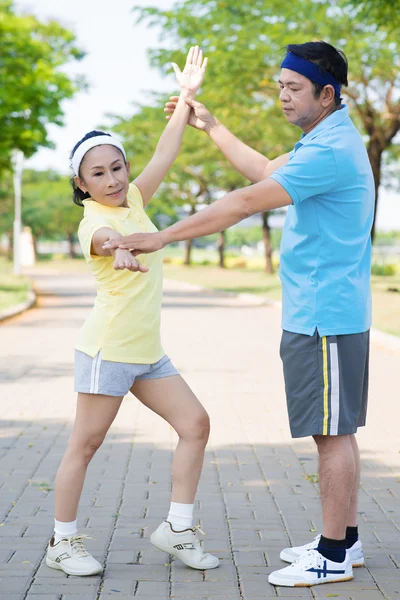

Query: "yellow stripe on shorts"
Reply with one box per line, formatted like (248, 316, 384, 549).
(322, 336, 329, 435)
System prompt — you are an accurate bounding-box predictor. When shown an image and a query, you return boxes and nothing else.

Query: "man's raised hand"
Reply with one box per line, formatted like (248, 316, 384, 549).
(164, 96, 216, 132)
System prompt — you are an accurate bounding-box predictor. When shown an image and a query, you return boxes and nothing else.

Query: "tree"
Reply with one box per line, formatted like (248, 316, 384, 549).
(21, 170, 82, 257)
(0, 0, 85, 171)
(135, 0, 400, 241)
(110, 98, 247, 266)
(345, 0, 400, 28)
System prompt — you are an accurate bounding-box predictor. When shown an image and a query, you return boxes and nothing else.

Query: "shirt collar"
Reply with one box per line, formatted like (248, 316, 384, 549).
(82, 198, 131, 221)
(296, 104, 349, 148)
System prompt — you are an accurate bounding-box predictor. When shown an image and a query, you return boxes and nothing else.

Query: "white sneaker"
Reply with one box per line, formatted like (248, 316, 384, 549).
(268, 548, 353, 587)
(280, 534, 365, 567)
(46, 535, 103, 576)
(150, 521, 219, 570)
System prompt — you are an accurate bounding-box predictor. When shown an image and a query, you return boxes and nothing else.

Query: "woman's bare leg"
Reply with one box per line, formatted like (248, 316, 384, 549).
(131, 375, 209, 503)
(54, 393, 123, 521)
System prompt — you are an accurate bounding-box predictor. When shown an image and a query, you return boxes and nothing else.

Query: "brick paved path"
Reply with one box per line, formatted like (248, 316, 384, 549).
(0, 265, 399, 599)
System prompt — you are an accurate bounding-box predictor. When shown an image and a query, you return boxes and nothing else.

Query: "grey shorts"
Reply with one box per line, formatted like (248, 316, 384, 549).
(74, 351, 179, 397)
(280, 330, 369, 438)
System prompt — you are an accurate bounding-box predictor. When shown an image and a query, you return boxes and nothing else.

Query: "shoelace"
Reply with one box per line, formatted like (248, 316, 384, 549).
(69, 535, 93, 557)
(291, 549, 322, 570)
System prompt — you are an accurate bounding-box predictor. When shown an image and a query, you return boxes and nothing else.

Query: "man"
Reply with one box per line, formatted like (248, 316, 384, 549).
(104, 41, 374, 587)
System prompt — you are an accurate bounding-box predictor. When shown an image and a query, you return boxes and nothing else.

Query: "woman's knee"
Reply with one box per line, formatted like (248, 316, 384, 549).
(179, 410, 210, 443)
(68, 433, 105, 464)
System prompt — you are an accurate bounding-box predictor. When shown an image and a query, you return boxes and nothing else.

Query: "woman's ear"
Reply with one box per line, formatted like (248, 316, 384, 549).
(74, 175, 87, 193)
(125, 161, 131, 178)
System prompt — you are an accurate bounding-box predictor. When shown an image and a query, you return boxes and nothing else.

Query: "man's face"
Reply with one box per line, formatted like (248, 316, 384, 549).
(279, 68, 325, 131)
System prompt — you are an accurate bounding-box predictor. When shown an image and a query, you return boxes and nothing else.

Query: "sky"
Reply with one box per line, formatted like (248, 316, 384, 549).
(15, 0, 175, 173)
(14, 0, 400, 230)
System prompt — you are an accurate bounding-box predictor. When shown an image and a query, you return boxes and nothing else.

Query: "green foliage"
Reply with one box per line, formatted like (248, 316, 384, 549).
(135, 0, 400, 240)
(0, 0, 85, 171)
(371, 263, 396, 276)
(21, 170, 82, 241)
(344, 0, 400, 28)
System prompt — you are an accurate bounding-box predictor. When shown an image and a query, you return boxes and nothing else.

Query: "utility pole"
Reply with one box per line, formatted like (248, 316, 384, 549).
(11, 149, 24, 276)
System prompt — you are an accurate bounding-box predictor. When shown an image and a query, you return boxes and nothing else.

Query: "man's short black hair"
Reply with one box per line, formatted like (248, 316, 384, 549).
(286, 41, 348, 106)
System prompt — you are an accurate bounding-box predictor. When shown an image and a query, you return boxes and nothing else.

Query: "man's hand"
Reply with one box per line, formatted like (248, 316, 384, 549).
(172, 46, 207, 98)
(164, 96, 216, 132)
(104, 232, 166, 256)
(112, 248, 149, 272)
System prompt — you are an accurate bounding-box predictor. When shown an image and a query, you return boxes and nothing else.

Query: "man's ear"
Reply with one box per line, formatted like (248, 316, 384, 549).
(322, 85, 336, 108)
(125, 161, 131, 178)
(74, 175, 87, 193)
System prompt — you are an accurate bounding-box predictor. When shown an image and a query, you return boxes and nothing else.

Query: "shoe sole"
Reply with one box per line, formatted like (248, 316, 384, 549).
(280, 550, 365, 568)
(150, 537, 219, 570)
(269, 574, 353, 587)
(46, 556, 103, 576)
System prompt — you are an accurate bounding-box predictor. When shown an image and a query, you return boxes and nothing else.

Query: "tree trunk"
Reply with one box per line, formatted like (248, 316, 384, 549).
(32, 235, 38, 260)
(262, 212, 274, 274)
(184, 204, 197, 266)
(217, 230, 226, 268)
(367, 137, 383, 243)
(67, 232, 76, 259)
(7, 230, 13, 261)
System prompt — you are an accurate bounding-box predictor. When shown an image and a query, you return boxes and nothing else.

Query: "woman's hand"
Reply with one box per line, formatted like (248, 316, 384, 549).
(112, 248, 148, 272)
(164, 96, 217, 133)
(104, 232, 166, 256)
(172, 45, 207, 98)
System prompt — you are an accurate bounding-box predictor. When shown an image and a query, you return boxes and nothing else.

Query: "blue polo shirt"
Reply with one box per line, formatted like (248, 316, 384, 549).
(270, 105, 374, 336)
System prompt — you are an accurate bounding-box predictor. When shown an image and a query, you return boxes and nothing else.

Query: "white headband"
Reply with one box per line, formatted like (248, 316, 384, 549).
(72, 135, 126, 176)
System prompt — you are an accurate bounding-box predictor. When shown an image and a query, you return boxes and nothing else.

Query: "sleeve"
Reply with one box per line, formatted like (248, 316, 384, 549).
(127, 182, 144, 210)
(269, 143, 337, 204)
(78, 217, 113, 261)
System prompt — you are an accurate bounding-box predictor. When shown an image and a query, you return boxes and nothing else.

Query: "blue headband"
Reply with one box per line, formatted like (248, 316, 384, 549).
(281, 52, 342, 98)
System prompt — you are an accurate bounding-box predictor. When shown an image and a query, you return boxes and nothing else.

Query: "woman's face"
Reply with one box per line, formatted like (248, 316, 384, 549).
(75, 145, 130, 207)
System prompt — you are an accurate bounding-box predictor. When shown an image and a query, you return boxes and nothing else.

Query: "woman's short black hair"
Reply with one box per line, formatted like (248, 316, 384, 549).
(70, 130, 112, 207)
(286, 41, 348, 106)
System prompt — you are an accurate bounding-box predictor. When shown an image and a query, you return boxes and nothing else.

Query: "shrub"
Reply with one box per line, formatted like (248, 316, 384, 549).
(371, 263, 396, 276)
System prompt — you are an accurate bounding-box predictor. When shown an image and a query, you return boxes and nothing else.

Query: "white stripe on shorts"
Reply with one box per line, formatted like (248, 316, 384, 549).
(90, 351, 102, 394)
(329, 343, 340, 435)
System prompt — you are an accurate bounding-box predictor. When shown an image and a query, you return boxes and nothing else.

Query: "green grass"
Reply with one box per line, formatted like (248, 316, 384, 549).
(0, 258, 30, 312)
(163, 263, 282, 301)
(370, 273, 400, 337)
(163, 251, 400, 338)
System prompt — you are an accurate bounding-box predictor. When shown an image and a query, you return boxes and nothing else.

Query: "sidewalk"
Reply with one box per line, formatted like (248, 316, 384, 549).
(0, 265, 399, 600)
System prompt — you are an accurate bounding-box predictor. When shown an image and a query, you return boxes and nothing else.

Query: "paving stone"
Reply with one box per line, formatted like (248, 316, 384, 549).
(1, 272, 398, 599)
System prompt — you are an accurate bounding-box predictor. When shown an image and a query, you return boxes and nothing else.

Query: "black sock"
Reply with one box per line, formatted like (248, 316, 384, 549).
(346, 525, 359, 548)
(317, 535, 346, 563)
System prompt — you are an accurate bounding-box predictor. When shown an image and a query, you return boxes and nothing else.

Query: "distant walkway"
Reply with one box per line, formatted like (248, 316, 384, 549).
(0, 264, 398, 600)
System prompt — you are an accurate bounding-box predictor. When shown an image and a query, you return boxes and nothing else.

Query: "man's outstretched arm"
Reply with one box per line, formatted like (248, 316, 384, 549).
(103, 178, 291, 254)
(165, 96, 290, 183)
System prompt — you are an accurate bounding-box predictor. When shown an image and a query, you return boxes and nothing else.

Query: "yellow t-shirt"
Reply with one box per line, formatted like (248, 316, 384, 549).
(75, 183, 164, 363)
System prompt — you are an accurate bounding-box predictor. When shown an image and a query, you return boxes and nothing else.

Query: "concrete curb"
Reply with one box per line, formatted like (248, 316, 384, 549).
(370, 327, 400, 353)
(165, 278, 400, 353)
(0, 288, 36, 323)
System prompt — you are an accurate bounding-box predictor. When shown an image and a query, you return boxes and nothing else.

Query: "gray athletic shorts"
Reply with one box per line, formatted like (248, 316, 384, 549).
(280, 330, 369, 438)
(74, 351, 179, 396)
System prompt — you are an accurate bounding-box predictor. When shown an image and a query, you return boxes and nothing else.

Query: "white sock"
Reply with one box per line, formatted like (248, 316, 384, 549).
(167, 502, 194, 531)
(54, 518, 77, 543)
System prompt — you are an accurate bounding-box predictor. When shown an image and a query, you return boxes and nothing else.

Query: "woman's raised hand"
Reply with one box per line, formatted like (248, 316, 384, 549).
(171, 45, 207, 98)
